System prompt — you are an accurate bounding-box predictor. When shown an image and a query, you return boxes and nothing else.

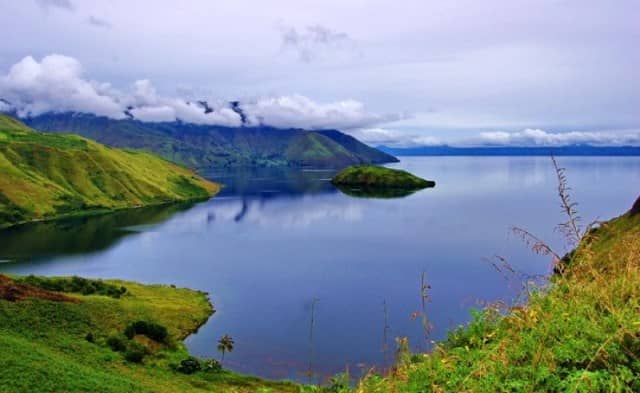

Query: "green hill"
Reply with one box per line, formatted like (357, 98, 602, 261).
(0, 275, 299, 393)
(0, 115, 220, 228)
(22, 112, 398, 169)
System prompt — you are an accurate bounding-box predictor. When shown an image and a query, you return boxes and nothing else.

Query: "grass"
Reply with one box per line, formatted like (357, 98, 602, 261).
(0, 114, 220, 228)
(0, 275, 301, 393)
(348, 203, 640, 389)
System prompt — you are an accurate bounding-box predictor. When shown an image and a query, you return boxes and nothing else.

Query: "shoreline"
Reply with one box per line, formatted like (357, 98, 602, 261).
(0, 193, 217, 230)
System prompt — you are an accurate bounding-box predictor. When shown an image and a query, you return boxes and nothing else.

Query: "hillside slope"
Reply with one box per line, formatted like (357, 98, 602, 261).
(0, 275, 299, 393)
(0, 115, 219, 227)
(22, 112, 398, 169)
(356, 199, 640, 392)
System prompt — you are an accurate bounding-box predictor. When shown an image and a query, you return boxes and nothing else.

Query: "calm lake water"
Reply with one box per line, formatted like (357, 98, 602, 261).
(1, 157, 638, 382)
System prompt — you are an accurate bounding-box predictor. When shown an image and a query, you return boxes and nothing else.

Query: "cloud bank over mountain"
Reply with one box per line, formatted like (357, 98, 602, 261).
(352, 127, 640, 148)
(0, 55, 393, 130)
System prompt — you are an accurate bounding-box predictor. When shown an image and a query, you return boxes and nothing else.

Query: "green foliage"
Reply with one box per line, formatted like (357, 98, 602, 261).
(0, 275, 299, 392)
(0, 114, 220, 228)
(203, 359, 222, 373)
(176, 357, 202, 374)
(124, 320, 168, 343)
(332, 165, 435, 195)
(106, 335, 128, 353)
(124, 341, 149, 364)
(19, 275, 127, 298)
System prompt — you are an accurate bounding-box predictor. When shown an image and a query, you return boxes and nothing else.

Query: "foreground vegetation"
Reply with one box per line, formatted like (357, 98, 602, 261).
(351, 198, 640, 391)
(0, 114, 219, 228)
(0, 275, 300, 392)
(332, 166, 435, 190)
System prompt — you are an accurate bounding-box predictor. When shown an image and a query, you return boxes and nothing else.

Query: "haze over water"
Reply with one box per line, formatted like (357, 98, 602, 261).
(1, 156, 638, 382)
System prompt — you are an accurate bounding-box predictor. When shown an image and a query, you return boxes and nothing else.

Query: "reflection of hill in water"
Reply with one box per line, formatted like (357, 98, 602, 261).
(0, 203, 194, 262)
(201, 166, 339, 198)
(0, 167, 341, 262)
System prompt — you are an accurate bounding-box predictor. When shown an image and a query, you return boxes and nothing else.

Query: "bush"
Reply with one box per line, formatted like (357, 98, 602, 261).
(124, 342, 148, 364)
(124, 320, 168, 342)
(19, 275, 127, 298)
(203, 359, 222, 373)
(106, 335, 127, 352)
(176, 357, 201, 374)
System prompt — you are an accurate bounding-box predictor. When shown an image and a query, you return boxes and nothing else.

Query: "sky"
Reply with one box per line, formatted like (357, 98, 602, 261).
(0, 0, 638, 146)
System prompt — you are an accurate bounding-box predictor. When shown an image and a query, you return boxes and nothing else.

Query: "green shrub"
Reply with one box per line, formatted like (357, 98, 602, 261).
(203, 359, 222, 373)
(19, 275, 127, 298)
(176, 357, 201, 374)
(106, 335, 127, 352)
(123, 320, 168, 342)
(124, 342, 148, 364)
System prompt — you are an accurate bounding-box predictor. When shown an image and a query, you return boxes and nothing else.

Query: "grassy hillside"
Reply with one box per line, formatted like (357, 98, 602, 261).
(353, 201, 640, 392)
(0, 115, 219, 228)
(22, 112, 398, 169)
(0, 275, 300, 393)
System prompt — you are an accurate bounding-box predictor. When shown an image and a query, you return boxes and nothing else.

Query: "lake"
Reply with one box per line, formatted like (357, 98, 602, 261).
(1, 157, 638, 382)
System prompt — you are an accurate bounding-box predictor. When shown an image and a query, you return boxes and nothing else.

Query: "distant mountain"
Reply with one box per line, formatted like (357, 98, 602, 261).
(377, 145, 640, 156)
(22, 112, 398, 169)
(0, 115, 219, 228)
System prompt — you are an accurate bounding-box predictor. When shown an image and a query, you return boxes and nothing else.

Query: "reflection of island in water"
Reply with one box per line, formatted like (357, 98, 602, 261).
(201, 166, 339, 198)
(334, 185, 420, 199)
(0, 203, 195, 262)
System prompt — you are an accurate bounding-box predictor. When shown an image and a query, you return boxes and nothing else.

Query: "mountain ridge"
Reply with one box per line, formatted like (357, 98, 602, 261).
(19, 112, 398, 169)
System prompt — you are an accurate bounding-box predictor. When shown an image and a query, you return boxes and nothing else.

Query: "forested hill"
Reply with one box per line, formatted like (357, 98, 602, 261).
(22, 112, 398, 169)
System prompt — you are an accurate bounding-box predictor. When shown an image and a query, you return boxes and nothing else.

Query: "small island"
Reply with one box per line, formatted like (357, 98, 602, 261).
(331, 165, 435, 198)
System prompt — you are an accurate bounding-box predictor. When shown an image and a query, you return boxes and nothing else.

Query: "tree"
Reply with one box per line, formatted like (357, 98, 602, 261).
(217, 334, 234, 366)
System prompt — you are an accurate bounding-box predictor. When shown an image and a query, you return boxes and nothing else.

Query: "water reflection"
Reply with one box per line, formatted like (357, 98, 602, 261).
(0, 203, 194, 263)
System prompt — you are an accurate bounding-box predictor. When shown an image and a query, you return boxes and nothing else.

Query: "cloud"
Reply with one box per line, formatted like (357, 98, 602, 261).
(240, 95, 398, 130)
(347, 128, 441, 147)
(0, 55, 124, 118)
(279, 24, 360, 63)
(34, 0, 74, 11)
(0, 99, 11, 112)
(476, 128, 640, 146)
(126, 81, 240, 125)
(87, 15, 111, 29)
(0, 54, 394, 130)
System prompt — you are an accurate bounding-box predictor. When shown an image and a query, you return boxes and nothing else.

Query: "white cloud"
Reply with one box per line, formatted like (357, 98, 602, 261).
(0, 54, 395, 130)
(476, 128, 640, 146)
(347, 128, 441, 147)
(240, 95, 397, 130)
(0, 99, 11, 112)
(0, 55, 125, 119)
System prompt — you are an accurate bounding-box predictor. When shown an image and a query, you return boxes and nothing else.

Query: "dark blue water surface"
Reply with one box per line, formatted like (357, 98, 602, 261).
(1, 157, 638, 382)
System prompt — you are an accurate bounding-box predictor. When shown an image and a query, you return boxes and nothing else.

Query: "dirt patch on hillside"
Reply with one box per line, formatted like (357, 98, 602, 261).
(0, 274, 80, 303)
